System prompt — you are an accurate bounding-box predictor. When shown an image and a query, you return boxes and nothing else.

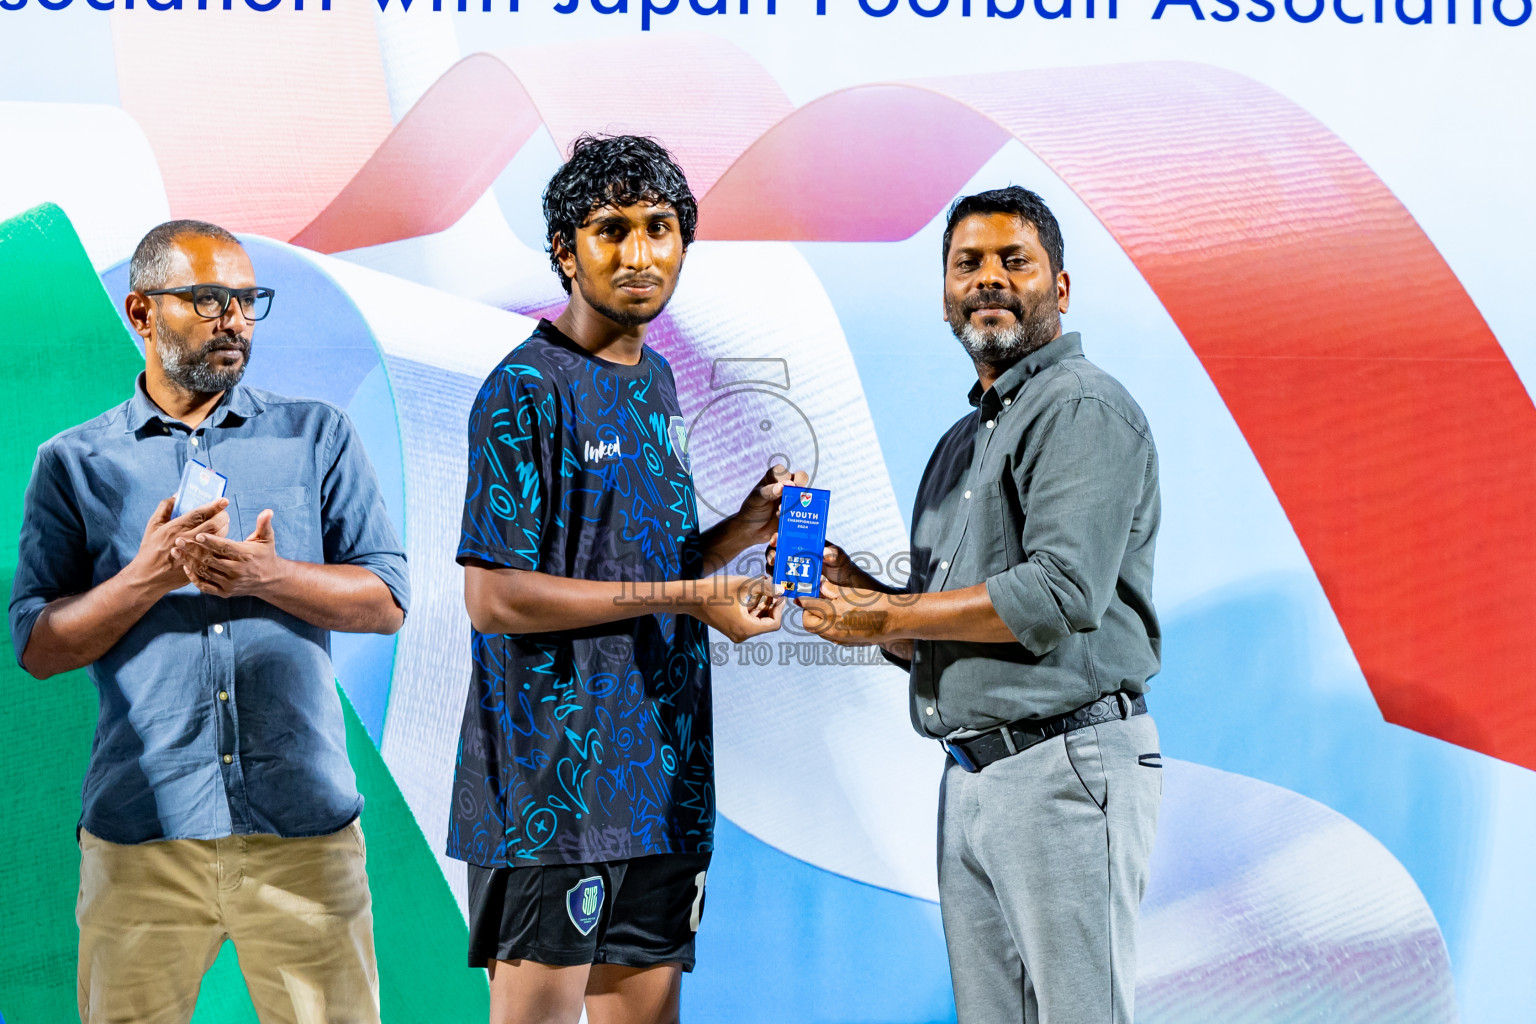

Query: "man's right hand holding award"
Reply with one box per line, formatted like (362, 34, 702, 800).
(786, 541, 918, 664)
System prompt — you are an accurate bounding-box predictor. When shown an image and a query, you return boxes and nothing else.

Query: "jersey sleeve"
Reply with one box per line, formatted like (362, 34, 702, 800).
(458, 362, 554, 572)
(650, 355, 706, 579)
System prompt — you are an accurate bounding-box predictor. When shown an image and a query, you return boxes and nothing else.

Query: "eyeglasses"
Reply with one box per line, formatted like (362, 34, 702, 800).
(141, 284, 275, 322)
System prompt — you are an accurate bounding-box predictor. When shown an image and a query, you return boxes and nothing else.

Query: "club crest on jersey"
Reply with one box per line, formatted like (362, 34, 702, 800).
(667, 415, 692, 471)
(566, 876, 604, 936)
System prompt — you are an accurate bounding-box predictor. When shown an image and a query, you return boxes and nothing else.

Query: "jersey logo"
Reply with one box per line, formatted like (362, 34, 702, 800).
(667, 415, 691, 472)
(583, 439, 622, 464)
(566, 875, 605, 936)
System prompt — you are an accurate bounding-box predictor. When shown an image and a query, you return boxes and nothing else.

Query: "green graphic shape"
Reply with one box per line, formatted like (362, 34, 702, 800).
(0, 202, 142, 1024)
(0, 204, 485, 1022)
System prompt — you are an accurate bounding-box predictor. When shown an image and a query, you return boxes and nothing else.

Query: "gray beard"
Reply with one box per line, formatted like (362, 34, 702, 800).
(156, 327, 249, 395)
(953, 311, 1058, 367)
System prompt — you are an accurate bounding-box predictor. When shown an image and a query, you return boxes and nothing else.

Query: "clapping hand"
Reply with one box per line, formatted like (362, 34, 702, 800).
(173, 508, 286, 599)
(132, 497, 230, 596)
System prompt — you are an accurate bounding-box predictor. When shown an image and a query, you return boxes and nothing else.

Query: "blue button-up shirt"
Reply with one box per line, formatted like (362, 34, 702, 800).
(9, 376, 409, 844)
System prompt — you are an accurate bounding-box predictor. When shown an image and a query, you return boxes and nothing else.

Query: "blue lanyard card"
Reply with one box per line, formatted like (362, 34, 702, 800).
(172, 459, 228, 519)
(773, 485, 831, 595)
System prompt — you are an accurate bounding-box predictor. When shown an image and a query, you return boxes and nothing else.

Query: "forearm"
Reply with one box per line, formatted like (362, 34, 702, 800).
(256, 561, 404, 634)
(21, 568, 164, 679)
(695, 515, 756, 575)
(465, 565, 733, 635)
(886, 584, 1017, 643)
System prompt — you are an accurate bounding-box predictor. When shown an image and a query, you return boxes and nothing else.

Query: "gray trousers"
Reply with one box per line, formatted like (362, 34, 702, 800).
(937, 713, 1162, 1024)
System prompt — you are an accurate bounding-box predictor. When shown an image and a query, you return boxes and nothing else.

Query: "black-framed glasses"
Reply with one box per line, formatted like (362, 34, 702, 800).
(142, 284, 275, 322)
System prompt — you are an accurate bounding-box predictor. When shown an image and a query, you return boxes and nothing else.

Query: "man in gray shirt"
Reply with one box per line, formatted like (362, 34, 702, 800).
(801, 186, 1162, 1024)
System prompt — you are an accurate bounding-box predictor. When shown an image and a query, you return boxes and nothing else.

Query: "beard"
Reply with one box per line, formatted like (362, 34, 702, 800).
(585, 293, 659, 329)
(572, 258, 668, 329)
(945, 286, 1060, 368)
(156, 321, 251, 395)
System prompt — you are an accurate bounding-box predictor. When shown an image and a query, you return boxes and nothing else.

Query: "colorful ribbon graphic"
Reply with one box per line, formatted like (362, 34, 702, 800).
(108, 31, 1536, 772)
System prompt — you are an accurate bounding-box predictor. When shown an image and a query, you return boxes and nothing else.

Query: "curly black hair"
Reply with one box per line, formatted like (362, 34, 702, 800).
(941, 186, 1064, 278)
(542, 134, 698, 294)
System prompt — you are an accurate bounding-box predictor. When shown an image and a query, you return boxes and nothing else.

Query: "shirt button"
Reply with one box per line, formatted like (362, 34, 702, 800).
(963, 490, 972, 500)
(1003, 398, 1013, 407)
(218, 691, 229, 701)
(190, 437, 199, 447)
(986, 420, 995, 429)
(213, 624, 224, 634)
(222, 754, 233, 764)
(925, 706, 935, 716)
(939, 560, 949, 570)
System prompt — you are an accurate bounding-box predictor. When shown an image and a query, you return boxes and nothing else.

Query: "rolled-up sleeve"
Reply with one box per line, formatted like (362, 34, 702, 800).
(985, 397, 1150, 656)
(8, 443, 89, 667)
(318, 410, 410, 616)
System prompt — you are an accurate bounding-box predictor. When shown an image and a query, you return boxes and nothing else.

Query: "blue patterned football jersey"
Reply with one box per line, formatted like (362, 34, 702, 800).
(448, 321, 714, 867)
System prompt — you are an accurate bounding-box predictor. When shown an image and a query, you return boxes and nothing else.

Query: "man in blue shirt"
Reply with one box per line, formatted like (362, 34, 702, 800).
(9, 220, 409, 1024)
(451, 135, 793, 1024)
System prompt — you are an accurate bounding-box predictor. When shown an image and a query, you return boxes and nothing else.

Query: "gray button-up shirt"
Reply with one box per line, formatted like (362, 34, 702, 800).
(897, 332, 1160, 737)
(9, 377, 409, 843)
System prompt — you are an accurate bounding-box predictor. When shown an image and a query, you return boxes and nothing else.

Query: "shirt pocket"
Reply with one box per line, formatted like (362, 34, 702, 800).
(232, 486, 318, 563)
(976, 480, 1025, 576)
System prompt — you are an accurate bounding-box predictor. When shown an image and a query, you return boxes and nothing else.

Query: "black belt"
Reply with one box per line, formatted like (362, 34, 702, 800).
(942, 690, 1147, 773)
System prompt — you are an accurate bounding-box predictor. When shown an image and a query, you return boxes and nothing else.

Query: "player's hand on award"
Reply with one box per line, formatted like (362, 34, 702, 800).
(131, 496, 230, 596)
(733, 463, 809, 547)
(798, 579, 894, 647)
(173, 508, 284, 599)
(695, 574, 784, 643)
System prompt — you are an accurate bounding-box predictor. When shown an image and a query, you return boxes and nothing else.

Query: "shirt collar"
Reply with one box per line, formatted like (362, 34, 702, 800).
(967, 331, 1083, 409)
(124, 372, 264, 433)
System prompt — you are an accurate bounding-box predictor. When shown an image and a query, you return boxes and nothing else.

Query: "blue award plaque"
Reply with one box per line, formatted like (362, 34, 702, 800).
(773, 485, 831, 595)
(172, 459, 228, 519)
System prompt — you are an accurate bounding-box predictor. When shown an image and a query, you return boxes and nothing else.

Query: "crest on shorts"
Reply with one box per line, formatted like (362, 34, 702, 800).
(566, 875, 604, 937)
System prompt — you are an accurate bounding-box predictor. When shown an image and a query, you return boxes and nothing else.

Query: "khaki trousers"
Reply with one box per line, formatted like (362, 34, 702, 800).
(76, 821, 380, 1024)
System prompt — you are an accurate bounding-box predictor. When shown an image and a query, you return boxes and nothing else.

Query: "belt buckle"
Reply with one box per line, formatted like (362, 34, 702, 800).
(943, 740, 980, 773)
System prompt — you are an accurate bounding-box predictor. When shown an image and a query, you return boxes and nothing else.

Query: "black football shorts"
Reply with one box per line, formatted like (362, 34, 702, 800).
(467, 852, 712, 971)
